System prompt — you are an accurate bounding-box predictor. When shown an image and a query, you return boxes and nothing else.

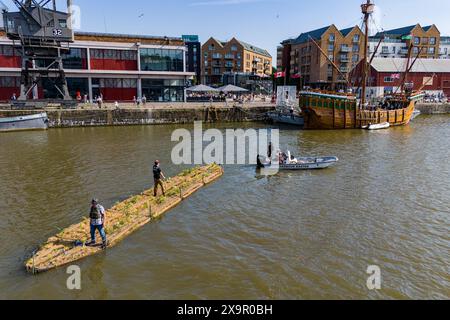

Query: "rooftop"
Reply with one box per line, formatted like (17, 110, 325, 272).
(374, 24, 434, 38)
(0, 27, 184, 44)
(371, 57, 450, 73)
(237, 40, 271, 58)
(291, 25, 361, 45)
(207, 37, 271, 58)
(292, 25, 332, 44)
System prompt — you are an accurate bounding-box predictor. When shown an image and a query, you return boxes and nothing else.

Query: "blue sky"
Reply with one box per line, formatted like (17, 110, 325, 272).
(2, 0, 450, 62)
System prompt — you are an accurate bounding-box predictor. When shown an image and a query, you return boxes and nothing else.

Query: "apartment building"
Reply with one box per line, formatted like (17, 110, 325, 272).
(0, 29, 194, 102)
(440, 37, 450, 59)
(369, 24, 441, 59)
(201, 37, 272, 86)
(277, 25, 365, 89)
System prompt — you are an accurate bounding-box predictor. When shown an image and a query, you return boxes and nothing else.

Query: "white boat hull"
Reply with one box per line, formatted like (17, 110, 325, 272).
(258, 156, 339, 170)
(0, 113, 49, 132)
(363, 122, 390, 130)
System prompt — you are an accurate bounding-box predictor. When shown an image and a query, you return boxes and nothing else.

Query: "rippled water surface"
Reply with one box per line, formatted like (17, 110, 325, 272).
(0, 116, 449, 299)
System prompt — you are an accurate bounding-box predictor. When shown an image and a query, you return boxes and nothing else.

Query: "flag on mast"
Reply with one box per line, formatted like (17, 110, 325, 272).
(274, 70, 286, 78)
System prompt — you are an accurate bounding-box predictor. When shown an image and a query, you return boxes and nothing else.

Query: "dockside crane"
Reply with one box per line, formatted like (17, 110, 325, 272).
(2, 0, 75, 106)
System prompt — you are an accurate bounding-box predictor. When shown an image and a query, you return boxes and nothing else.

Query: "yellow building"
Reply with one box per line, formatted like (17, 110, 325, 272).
(201, 37, 272, 85)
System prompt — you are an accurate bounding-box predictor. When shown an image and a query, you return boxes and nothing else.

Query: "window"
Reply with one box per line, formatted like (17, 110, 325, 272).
(422, 37, 429, 45)
(353, 34, 360, 42)
(0, 76, 19, 87)
(414, 37, 420, 45)
(413, 47, 419, 54)
(62, 48, 88, 69)
(352, 54, 359, 62)
(430, 37, 436, 45)
(341, 44, 349, 52)
(329, 34, 335, 42)
(353, 45, 359, 52)
(59, 19, 67, 28)
(140, 48, 184, 72)
(91, 49, 103, 59)
(122, 79, 137, 88)
(231, 45, 238, 51)
(142, 79, 185, 102)
(382, 46, 389, 54)
(209, 44, 215, 51)
(213, 68, 220, 75)
(428, 47, 435, 54)
(328, 44, 334, 52)
(384, 76, 394, 83)
(0, 45, 14, 56)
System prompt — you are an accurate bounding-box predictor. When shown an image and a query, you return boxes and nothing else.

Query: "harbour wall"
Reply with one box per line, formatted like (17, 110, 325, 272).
(0, 103, 275, 128)
(415, 103, 450, 115)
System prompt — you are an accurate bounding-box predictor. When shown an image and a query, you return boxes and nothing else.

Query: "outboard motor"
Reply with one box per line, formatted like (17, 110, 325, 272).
(256, 155, 264, 169)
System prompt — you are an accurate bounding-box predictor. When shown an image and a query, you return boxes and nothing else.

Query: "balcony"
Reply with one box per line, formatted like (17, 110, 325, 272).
(224, 54, 235, 59)
(340, 47, 351, 53)
(340, 56, 350, 63)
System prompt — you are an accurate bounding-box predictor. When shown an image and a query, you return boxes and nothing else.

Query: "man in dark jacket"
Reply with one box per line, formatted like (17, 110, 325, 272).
(153, 160, 166, 197)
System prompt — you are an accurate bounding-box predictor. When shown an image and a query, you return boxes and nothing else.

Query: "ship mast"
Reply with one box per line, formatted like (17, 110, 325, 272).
(360, 0, 375, 109)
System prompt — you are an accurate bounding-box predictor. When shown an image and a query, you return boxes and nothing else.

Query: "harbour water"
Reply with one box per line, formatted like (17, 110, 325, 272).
(0, 116, 449, 299)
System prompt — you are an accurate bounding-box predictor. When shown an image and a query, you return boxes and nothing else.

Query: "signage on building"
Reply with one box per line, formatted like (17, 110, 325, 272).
(182, 35, 199, 43)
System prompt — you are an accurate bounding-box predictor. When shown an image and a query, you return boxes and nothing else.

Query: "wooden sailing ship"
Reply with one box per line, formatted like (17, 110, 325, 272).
(301, 0, 425, 130)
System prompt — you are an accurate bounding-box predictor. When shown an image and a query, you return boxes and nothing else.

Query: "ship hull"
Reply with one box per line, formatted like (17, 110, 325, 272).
(0, 113, 49, 132)
(300, 92, 417, 130)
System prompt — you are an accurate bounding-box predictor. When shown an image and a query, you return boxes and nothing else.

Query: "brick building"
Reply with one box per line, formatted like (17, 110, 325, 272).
(0, 29, 194, 102)
(369, 24, 441, 59)
(351, 57, 450, 97)
(277, 25, 365, 89)
(201, 37, 272, 86)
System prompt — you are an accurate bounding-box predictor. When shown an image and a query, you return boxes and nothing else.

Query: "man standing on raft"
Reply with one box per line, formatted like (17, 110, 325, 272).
(86, 199, 108, 249)
(153, 160, 166, 197)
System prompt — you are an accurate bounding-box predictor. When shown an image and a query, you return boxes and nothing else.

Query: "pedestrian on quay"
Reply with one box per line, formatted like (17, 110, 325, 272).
(153, 160, 166, 197)
(142, 95, 147, 106)
(97, 96, 103, 109)
(85, 199, 108, 249)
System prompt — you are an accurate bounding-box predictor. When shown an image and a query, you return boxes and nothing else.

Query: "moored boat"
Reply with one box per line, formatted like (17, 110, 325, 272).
(267, 111, 305, 127)
(257, 152, 339, 170)
(365, 122, 390, 130)
(0, 113, 49, 132)
(300, 1, 424, 130)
